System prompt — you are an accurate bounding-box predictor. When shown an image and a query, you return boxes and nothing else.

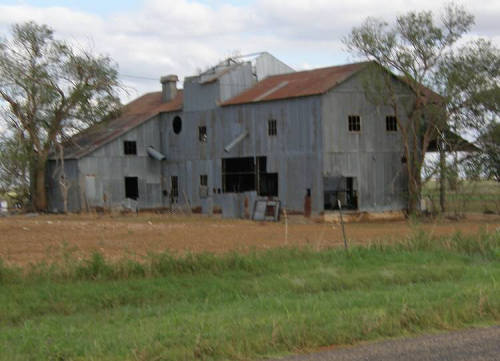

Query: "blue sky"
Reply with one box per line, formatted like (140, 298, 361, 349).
(1, 0, 141, 15)
(1, 0, 498, 102)
(1, 0, 254, 15)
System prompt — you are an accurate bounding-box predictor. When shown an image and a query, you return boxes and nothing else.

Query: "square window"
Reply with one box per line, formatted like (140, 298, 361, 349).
(386, 115, 398, 131)
(124, 141, 137, 155)
(198, 126, 207, 143)
(268, 119, 277, 136)
(348, 115, 361, 132)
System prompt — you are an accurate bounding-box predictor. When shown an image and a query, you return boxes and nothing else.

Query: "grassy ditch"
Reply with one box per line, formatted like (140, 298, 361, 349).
(0, 230, 499, 361)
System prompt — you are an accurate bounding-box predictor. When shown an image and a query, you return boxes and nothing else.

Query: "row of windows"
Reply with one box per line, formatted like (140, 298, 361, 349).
(348, 115, 398, 132)
(126, 177, 208, 201)
(126, 174, 212, 202)
(171, 175, 208, 199)
(123, 115, 398, 155)
(170, 116, 279, 139)
(172, 115, 397, 137)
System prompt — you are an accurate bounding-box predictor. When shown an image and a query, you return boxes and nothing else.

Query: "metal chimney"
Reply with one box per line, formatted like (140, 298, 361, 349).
(160, 75, 178, 102)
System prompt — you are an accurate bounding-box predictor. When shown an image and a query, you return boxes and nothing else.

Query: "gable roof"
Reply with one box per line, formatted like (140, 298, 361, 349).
(60, 91, 183, 159)
(221, 62, 370, 106)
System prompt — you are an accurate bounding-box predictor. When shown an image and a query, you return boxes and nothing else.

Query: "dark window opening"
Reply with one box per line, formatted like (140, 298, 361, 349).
(386, 115, 398, 131)
(268, 119, 277, 136)
(222, 156, 278, 196)
(123, 141, 137, 155)
(198, 126, 207, 143)
(222, 157, 255, 193)
(348, 115, 361, 132)
(125, 177, 139, 200)
(259, 173, 278, 197)
(171, 176, 179, 198)
(200, 174, 208, 186)
(324, 176, 358, 210)
(173, 116, 182, 134)
(200, 174, 208, 198)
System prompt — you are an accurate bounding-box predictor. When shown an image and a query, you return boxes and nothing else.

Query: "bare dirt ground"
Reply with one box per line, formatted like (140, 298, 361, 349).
(1, 213, 499, 266)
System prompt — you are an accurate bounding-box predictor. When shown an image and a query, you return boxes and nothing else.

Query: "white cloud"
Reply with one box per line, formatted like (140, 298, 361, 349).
(0, 0, 498, 103)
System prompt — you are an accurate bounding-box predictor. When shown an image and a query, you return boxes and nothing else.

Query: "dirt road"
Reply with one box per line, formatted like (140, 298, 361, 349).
(1, 213, 499, 265)
(268, 326, 500, 361)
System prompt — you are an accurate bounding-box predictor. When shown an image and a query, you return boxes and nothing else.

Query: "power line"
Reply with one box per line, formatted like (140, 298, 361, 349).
(120, 73, 158, 81)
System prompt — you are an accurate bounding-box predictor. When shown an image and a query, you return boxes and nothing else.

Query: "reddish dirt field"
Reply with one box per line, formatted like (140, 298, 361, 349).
(0, 213, 499, 266)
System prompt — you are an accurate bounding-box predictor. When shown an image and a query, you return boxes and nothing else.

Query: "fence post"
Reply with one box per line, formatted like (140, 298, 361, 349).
(338, 200, 348, 251)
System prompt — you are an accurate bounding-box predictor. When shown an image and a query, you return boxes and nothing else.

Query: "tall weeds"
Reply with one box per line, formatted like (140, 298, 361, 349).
(0, 230, 498, 284)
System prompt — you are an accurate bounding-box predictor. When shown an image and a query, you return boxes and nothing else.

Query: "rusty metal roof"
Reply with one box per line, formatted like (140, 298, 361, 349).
(61, 90, 183, 159)
(222, 62, 370, 106)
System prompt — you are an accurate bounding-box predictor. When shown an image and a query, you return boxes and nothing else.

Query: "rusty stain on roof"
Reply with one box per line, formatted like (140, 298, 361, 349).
(222, 62, 370, 106)
(61, 91, 183, 159)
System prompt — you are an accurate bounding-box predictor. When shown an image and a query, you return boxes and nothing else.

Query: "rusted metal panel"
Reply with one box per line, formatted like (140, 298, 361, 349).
(222, 62, 369, 106)
(57, 91, 182, 160)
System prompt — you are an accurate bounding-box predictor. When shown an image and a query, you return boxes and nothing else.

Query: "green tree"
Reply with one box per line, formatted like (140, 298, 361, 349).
(344, 4, 499, 214)
(464, 122, 500, 182)
(0, 22, 121, 211)
(0, 132, 30, 206)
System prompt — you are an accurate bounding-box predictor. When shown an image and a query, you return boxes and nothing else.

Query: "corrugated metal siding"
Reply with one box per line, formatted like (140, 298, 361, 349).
(162, 95, 323, 213)
(48, 60, 413, 216)
(219, 63, 255, 103)
(183, 79, 220, 112)
(75, 115, 163, 210)
(254, 52, 294, 81)
(321, 71, 408, 211)
(46, 159, 81, 212)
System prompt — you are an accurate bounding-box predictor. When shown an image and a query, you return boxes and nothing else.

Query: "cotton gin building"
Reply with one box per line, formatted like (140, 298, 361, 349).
(47, 53, 409, 218)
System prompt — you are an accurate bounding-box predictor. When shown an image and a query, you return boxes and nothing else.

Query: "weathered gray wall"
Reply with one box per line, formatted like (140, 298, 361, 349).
(254, 52, 294, 80)
(184, 62, 256, 111)
(75, 116, 164, 210)
(219, 63, 255, 103)
(183, 77, 220, 112)
(47, 159, 81, 212)
(321, 71, 408, 211)
(48, 62, 413, 216)
(161, 96, 324, 214)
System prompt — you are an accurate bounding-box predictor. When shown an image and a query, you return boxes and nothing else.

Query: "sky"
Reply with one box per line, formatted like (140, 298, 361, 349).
(0, 0, 499, 103)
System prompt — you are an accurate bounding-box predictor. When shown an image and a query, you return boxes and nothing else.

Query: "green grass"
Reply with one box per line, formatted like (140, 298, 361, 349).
(423, 180, 500, 213)
(0, 231, 499, 361)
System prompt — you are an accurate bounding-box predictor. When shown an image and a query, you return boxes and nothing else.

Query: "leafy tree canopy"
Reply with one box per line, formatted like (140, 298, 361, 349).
(0, 21, 121, 210)
(344, 3, 500, 213)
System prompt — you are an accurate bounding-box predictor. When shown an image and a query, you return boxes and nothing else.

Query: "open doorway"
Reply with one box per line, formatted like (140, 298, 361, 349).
(324, 176, 358, 210)
(125, 177, 139, 200)
(222, 156, 278, 196)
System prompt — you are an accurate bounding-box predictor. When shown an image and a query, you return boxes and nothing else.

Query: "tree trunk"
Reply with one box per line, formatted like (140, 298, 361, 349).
(407, 180, 421, 214)
(407, 154, 423, 215)
(439, 144, 446, 213)
(34, 159, 48, 211)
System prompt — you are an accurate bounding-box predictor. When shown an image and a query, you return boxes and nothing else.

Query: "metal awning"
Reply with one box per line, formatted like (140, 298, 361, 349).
(224, 130, 249, 153)
(146, 146, 166, 160)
